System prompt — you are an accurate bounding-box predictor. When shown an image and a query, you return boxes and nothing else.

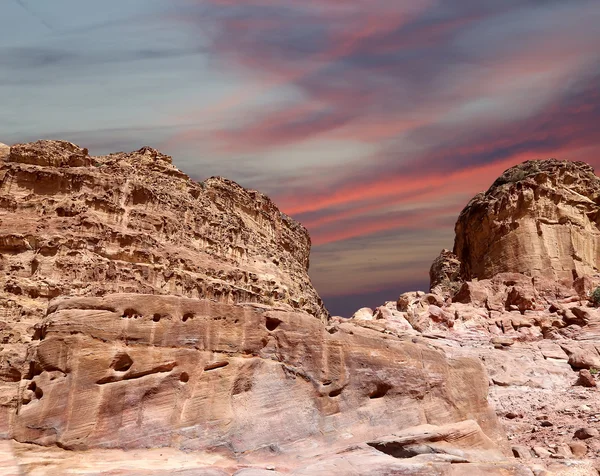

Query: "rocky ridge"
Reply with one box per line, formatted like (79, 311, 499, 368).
(0, 141, 533, 475)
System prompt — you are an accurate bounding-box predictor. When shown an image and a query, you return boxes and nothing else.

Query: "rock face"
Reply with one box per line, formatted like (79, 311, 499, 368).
(0, 140, 524, 475)
(0, 140, 326, 330)
(13, 294, 503, 456)
(454, 159, 600, 283)
(429, 249, 463, 299)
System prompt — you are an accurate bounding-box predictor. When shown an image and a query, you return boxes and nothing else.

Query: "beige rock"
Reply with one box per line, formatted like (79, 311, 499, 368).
(429, 249, 463, 299)
(366, 420, 507, 462)
(0, 143, 9, 161)
(532, 446, 552, 458)
(11, 294, 508, 458)
(454, 159, 600, 283)
(512, 445, 532, 459)
(0, 140, 327, 324)
(561, 346, 600, 370)
(569, 441, 588, 457)
(291, 445, 532, 476)
(351, 307, 374, 320)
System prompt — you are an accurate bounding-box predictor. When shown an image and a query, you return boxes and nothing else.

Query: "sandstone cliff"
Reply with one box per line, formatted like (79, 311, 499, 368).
(454, 159, 600, 283)
(0, 140, 527, 475)
(0, 140, 327, 332)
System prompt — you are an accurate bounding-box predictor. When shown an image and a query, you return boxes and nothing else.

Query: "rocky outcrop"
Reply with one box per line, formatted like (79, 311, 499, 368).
(338, 159, 600, 474)
(429, 249, 463, 298)
(0, 140, 327, 332)
(454, 159, 600, 283)
(0, 140, 526, 475)
(12, 294, 505, 456)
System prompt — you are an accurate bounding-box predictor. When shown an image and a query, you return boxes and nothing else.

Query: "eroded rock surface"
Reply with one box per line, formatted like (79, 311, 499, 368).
(454, 159, 600, 283)
(0, 139, 326, 325)
(13, 294, 504, 456)
(0, 140, 527, 475)
(357, 159, 600, 475)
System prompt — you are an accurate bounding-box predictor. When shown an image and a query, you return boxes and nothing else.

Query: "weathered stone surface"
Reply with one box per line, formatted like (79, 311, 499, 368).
(11, 293, 507, 458)
(3, 141, 574, 474)
(570, 441, 588, 457)
(351, 307, 374, 320)
(0, 143, 9, 161)
(577, 369, 597, 387)
(0, 140, 327, 325)
(366, 420, 505, 462)
(454, 159, 600, 283)
(429, 249, 463, 299)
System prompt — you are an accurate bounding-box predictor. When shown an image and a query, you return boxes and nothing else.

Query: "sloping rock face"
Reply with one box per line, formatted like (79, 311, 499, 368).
(454, 159, 600, 283)
(0, 140, 524, 475)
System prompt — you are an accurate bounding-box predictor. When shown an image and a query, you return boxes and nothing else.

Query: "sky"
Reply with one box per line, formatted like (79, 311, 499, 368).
(2, 1, 600, 316)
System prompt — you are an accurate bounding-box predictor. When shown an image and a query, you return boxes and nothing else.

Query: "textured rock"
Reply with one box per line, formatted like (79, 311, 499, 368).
(454, 159, 600, 283)
(574, 428, 599, 440)
(0, 140, 327, 325)
(11, 293, 506, 456)
(0, 143, 9, 161)
(577, 369, 597, 387)
(0, 140, 526, 475)
(429, 249, 463, 298)
(570, 441, 588, 457)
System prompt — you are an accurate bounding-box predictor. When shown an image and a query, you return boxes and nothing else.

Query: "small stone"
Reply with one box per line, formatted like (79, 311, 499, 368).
(577, 369, 597, 387)
(491, 336, 514, 347)
(266, 465, 276, 471)
(506, 412, 521, 419)
(512, 445, 532, 459)
(574, 427, 599, 440)
(540, 420, 553, 427)
(554, 444, 572, 458)
(569, 441, 588, 457)
(532, 446, 552, 458)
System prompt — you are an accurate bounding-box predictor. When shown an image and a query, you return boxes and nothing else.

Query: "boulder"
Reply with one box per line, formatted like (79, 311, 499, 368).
(577, 369, 597, 387)
(351, 307, 374, 321)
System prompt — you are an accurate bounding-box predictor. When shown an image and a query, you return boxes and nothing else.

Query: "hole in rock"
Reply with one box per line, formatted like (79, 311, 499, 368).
(31, 259, 39, 275)
(265, 316, 282, 332)
(25, 362, 43, 380)
(28, 382, 36, 392)
(111, 353, 133, 372)
(152, 313, 162, 322)
(369, 383, 392, 399)
(329, 388, 343, 398)
(122, 308, 139, 319)
(179, 372, 189, 383)
(34, 387, 43, 399)
(367, 442, 422, 459)
(182, 312, 194, 322)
